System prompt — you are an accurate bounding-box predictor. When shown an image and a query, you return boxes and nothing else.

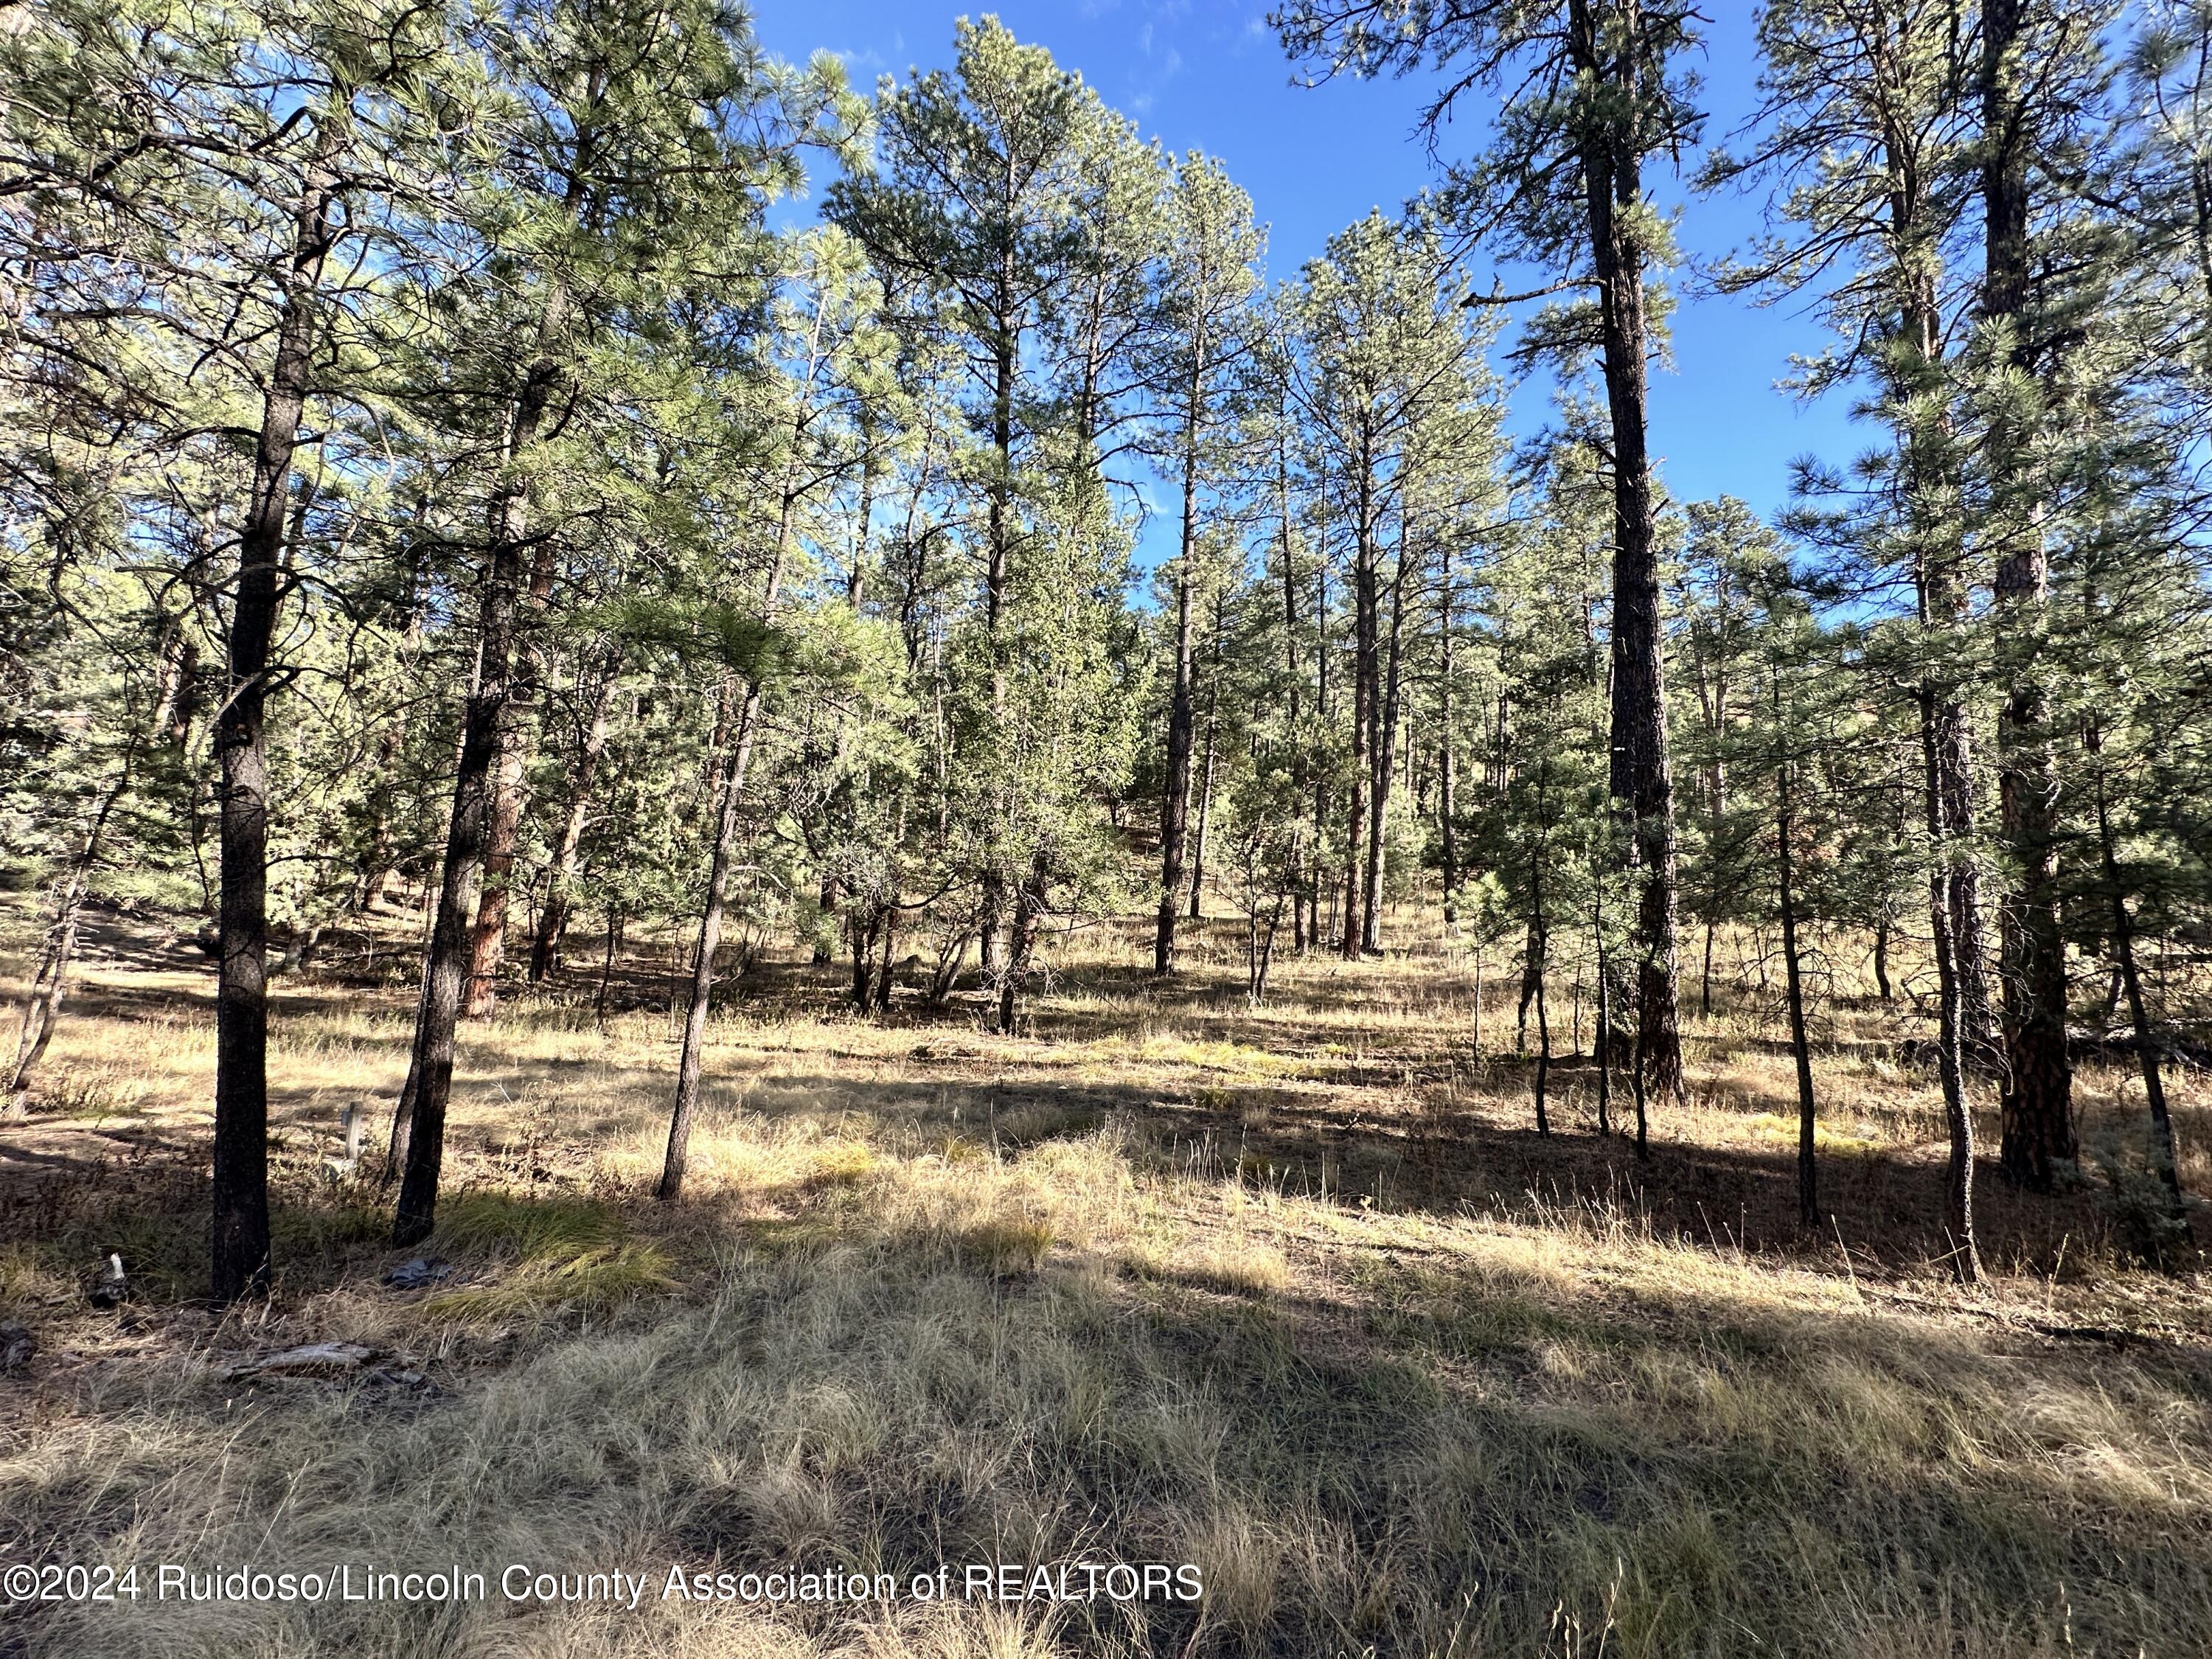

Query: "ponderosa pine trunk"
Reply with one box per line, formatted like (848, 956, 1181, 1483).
(464, 720, 528, 1018)
(465, 544, 560, 1018)
(1983, 0, 2074, 1189)
(1571, 4, 1683, 1105)
(392, 335, 562, 1248)
(658, 675, 759, 1200)
(1155, 408, 1201, 973)
(1270, 431, 1308, 952)
(1529, 758, 1553, 1137)
(1310, 554, 1331, 953)
(975, 263, 1018, 978)
(1343, 465, 1375, 959)
(1879, 108, 1997, 1060)
(1363, 528, 1408, 955)
(996, 852, 1048, 1035)
(212, 139, 335, 1301)
(1593, 895, 1613, 1138)
(1439, 536, 1458, 927)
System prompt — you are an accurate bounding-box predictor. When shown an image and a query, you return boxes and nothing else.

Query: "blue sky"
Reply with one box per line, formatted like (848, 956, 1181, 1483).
(752, 0, 1870, 559)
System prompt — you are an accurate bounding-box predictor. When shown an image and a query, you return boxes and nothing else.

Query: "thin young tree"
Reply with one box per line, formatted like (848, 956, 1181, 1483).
(1151, 155, 1261, 974)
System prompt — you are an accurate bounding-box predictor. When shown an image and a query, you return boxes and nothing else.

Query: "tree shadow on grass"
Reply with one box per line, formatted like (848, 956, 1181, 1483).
(9, 1121, 2212, 1658)
(712, 1065, 2132, 1283)
(5, 942, 2174, 1316)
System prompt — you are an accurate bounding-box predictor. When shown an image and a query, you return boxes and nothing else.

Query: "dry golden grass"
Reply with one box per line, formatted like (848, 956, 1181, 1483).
(3, 901, 2211, 1656)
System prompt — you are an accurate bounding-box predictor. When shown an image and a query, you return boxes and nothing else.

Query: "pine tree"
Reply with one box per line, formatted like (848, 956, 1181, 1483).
(1277, 0, 1703, 1096)
(1150, 155, 1261, 975)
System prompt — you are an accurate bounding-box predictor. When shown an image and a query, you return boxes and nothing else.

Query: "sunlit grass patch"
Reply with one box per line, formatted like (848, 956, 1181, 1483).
(804, 1139, 880, 1189)
(0, 1241, 63, 1312)
(420, 1239, 679, 1324)
(950, 1216, 1054, 1277)
(1742, 1112, 1888, 1156)
(412, 1192, 679, 1324)
(1176, 1236, 1287, 1297)
(430, 1191, 625, 1260)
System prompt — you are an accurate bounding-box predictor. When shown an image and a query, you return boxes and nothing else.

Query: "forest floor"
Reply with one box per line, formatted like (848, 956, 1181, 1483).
(3, 897, 2211, 1658)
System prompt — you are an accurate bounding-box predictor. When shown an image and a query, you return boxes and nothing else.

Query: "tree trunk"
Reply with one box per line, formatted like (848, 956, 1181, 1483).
(1189, 623, 1221, 922)
(996, 853, 1047, 1036)
(1155, 422, 1200, 972)
(1569, 4, 1683, 1107)
(596, 909, 622, 1023)
(658, 517, 789, 1200)
(1983, 0, 2073, 1189)
(876, 903, 896, 1018)
(2089, 728, 2188, 1235)
(976, 271, 1018, 979)
(7, 752, 134, 1116)
(465, 537, 563, 1017)
(1156, 338, 1211, 970)
(660, 269, 852, 1197)
(1439, 538, 1458, 927)
(530, 650, 619, 983)
(464, 718, 529, 1018)
(1517, 919, 1543, 1056)
(213, 142, 335, 1301)
(1700, 915, 1717, 1018)
(1310, 552, 1331, 955)
(1777, 720, 1819, 1228)
(1277, 442, 1308, 953)
(1363, 527, 1409, 955)
(392, 331, 563, 1248)
(1922, 691, 1982, 1284)
(1593, 897, 1613, 1138)
(659, 674, 760, 1200)
(850, 906, 879, 1013)
(1343, 493, 1374, 959)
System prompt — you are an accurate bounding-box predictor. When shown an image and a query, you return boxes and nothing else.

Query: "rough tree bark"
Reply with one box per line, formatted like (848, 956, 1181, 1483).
(392, 327, 563, 1248)
(1276, 440, 1310, 951)
(1569, 2, 1684, 1103)
(1529, 757, 1553, 1138)
(996, 852, 1048, 1035)
(1439, 535, 1458, 926)
(1983, 0, 2074, 1189)
(212, 133, 337, 1301)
